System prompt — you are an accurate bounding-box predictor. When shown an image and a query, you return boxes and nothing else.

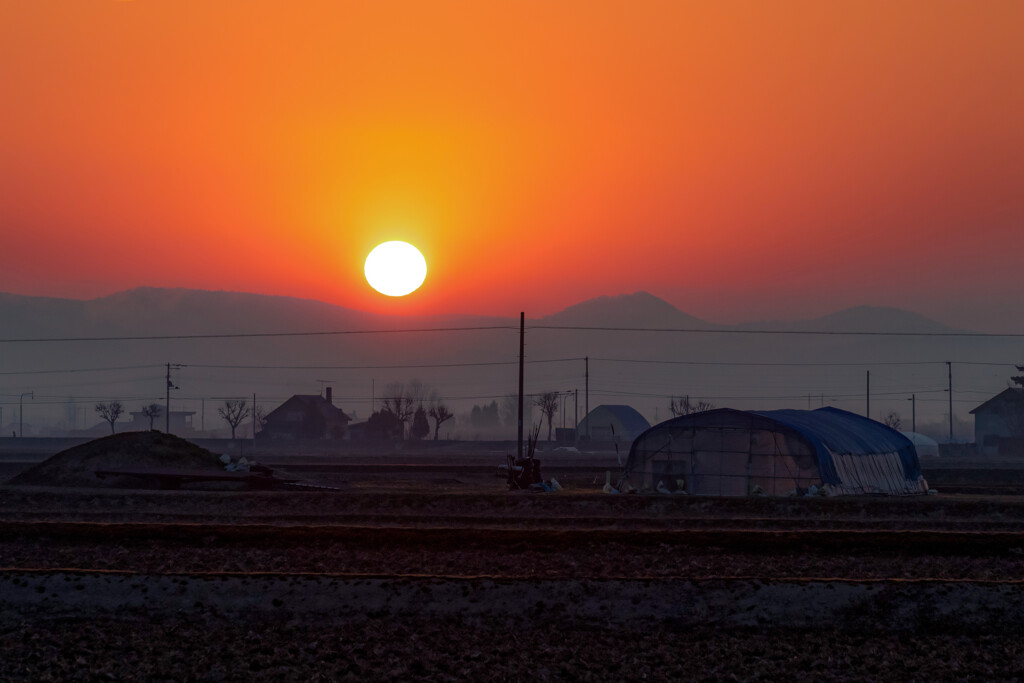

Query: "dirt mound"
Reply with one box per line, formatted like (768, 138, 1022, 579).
(7, 432, 224, 488)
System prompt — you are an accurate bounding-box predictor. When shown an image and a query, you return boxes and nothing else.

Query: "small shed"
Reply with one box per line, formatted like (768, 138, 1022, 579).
(624, 407, 927, 496)
(578, 405, 651, 443)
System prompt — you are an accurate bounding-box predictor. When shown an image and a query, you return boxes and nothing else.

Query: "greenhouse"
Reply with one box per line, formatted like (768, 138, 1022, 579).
(623, 407, 928, 496)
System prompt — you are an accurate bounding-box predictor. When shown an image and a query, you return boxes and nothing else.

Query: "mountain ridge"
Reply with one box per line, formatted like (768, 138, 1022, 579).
(0, 287, 962, 334)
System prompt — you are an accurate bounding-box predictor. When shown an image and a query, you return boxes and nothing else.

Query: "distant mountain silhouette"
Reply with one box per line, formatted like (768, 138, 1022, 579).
(541, 291, 715, 328)
(736, 305, 960, 334)
(0, 287, 960, 337)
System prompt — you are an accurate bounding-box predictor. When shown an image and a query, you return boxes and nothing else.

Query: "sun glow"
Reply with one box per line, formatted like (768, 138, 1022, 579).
(364, 241, 427, 296)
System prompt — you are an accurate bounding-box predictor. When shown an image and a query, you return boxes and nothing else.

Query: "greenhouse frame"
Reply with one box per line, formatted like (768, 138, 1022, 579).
(623, 407, 928, 496)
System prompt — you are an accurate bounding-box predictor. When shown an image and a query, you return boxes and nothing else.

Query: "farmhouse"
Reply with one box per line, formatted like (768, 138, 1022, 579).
(970, 388, 1024, 456)
(260, 387, 350, 440)
(623, 407, 927, 496)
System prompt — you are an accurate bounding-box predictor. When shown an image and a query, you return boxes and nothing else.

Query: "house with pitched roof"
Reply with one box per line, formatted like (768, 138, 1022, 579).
(259, 387, 350, 440)
(970, 388, 1024, 455)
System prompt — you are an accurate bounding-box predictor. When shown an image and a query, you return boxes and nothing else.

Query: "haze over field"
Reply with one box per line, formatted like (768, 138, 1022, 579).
(0, 288, 1015, 439)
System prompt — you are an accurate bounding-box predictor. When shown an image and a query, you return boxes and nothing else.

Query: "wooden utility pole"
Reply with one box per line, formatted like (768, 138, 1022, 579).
(866, 370, 870, 419)
(574, 388, 578, 445)
(908, 393, 916, 433)
(165, 363, 171, 433)
(947, 361, 953, 441)
(585, 356, 589, 440)
(517, 312, 524, 460)
(252, 392, 257, 450)
(165, 364, 182, 434)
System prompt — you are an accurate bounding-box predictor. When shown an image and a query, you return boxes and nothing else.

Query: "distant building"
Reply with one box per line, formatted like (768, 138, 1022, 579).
(260, 387, 350, 440)
(970, 388, 1024, 455)
(900, 431, 940, 458)
(578, 405, 651, 443)
(128, 410, 196, 433)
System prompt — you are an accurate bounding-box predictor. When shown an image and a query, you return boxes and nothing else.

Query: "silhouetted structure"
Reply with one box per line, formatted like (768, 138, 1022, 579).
(578, 405, 650, 443)
(624, 407, 927, 496)
(260, 387, 350, 440)
(970, 388, 1024, 456)
(128, 410, 195, 433)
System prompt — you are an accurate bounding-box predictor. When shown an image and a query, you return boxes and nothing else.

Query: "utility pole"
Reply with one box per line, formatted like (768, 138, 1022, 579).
(947, 361, 953, 441)
(201, 398, 205, 432)
(252, 392, 257, 450)
(907, 394, 916, 433)
(574, 388, 578, 445)
(585, 356, 589, 440)
(165, 363, 182, 433)
(866, 370, 870, 419)
(166, 364, 172, 433)
(517, 312, 524, 460)
(19, 391, 32, 438)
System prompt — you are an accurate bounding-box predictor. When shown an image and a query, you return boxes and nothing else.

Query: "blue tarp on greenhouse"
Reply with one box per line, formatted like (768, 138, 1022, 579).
(751, 407, 921, 486)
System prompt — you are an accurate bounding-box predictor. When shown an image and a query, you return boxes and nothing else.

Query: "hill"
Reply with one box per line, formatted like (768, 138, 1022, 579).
(8, 432, 225, 488)
(541, 291, 714, 328)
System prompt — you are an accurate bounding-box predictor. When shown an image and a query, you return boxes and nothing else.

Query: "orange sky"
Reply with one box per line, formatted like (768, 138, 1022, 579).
(1, 1, 1021, 329)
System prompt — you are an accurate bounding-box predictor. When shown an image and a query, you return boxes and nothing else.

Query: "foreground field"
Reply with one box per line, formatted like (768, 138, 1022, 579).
(3, 483, 1024, 680)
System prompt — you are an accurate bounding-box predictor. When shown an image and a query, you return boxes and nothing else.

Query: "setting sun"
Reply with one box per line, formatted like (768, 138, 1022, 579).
(364, 241, 427, 297)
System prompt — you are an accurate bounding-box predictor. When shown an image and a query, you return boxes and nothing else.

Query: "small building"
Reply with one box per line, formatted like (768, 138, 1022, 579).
(970, 388, 1024, 456)
(128, 410, 196, 433)
(900, 431, 940, 458)
(260, 387, 350, 440)
(624, 407, 927, 496)
(578, 405, 651, 443)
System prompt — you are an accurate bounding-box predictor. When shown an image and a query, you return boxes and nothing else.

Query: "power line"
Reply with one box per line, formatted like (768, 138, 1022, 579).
(0, 325, 517, 344)
(0, 364, 162, 376)
(592, 358, 1021, 368)
(3, 356, 1015, 377)
(531, 325, 1024, 338)
(185, 357, 582, 371)
(5, 323, 1023, 343)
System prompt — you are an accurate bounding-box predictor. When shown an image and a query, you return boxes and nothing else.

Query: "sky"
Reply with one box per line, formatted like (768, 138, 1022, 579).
(1, 1, 1022, 330)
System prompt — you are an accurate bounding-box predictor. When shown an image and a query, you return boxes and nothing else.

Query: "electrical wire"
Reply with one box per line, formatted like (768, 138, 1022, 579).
(0, 325, 517, 344)
(530, 325, 1024, 338)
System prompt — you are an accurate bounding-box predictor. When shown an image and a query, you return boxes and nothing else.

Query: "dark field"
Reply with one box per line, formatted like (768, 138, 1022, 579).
(4, 448, 1024, 680)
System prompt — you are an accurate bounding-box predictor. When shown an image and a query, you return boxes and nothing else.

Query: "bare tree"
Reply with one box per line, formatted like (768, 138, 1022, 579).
(217, 400, 248, 439)
(881, 411, 902, 430)
(254, 405, 268, 434)
(669, 395, 715, 417)
(382, 382, 416, 437)
(94, 402, 124, 434)
(428, 402, 454, 440)
(533, 391, 559, 441)
(140, 403, 162, 430)
(1011, 365, 1024, 389)
(406, 379, 427, 406)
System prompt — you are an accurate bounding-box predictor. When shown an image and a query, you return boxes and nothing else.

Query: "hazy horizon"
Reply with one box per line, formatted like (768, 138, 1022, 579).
(0, 286, 1015, 442)
(0, 283, 1005, 334)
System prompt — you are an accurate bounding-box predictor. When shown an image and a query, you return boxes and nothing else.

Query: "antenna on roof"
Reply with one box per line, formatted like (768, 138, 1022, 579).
(316, 379, 334, 397)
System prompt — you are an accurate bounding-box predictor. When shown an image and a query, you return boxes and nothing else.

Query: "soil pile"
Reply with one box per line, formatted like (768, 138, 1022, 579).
(6, 431, 224, 488)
